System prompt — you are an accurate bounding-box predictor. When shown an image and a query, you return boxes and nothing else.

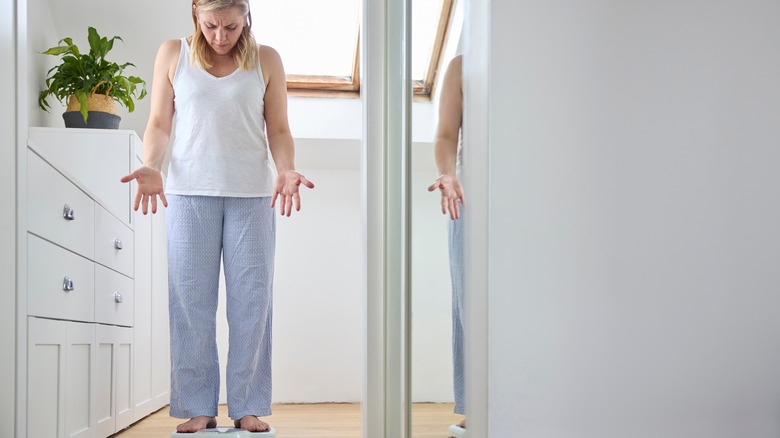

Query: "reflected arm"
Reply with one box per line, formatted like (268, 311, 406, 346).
(428, 55, 464, 219)
(433, 55, 463, 179)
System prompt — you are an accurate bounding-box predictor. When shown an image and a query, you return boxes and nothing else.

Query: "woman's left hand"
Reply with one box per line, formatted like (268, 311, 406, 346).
(271, 170, 315, 216)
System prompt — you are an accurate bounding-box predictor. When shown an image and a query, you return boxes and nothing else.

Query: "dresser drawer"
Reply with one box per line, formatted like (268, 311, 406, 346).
(27, 234, 95, 322)
(95, 204, 134, 277)
(27, 151, 95, 260)
(95, 264, 134, 327)
(28, 129, 133, 224)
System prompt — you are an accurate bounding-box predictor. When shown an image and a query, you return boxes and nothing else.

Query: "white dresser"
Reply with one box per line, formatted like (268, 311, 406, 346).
(24, 128, 170, 438)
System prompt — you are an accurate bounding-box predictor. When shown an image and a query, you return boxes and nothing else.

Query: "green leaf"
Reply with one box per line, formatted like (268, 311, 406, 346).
(38, 90, 52, 111)
(106, 37, 117, 55)
(87, 27, 100, 56)
(41, 45, 72, 56)
(74, 90, 89, 123)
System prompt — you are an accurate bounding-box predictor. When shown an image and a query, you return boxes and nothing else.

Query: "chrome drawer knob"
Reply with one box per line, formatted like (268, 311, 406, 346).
(62, 204, 75, 221)
(114, 292, 123, 303)
(62, 276, 74, 292)
(114, 238, 123, 250)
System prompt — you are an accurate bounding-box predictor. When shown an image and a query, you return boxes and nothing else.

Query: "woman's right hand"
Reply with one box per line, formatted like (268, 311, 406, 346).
(120, 165, 168, 215)
(427, 174, 465, 220)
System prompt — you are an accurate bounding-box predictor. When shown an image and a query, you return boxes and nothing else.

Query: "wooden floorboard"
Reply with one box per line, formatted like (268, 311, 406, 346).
(112, 403, 462, 438)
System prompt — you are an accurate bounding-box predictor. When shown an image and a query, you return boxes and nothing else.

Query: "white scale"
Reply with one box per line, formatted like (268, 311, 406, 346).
(170, 427, 277, 437)
(448, 423, 466, 438)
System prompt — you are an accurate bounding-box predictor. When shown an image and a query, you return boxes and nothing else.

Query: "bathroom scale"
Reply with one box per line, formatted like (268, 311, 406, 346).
(170, 427, 277, 437)
(448, 423, 466, 438)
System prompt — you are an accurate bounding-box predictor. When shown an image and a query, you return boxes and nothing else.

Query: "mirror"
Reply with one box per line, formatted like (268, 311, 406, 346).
(411, 0, 465, 436)
(26, 0, 362, 436)
(22, 0, 463, 435)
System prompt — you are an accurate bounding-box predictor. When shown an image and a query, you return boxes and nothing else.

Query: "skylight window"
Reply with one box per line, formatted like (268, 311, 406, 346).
(412, 0, 445, 80)
(249, 0, 455, 99)
(250, 0, 360, 78)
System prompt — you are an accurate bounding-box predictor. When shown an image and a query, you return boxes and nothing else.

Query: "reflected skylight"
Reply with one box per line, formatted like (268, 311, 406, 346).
(412, 0, 445, 81)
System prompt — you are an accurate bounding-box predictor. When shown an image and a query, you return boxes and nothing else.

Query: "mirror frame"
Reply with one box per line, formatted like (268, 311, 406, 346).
(362, 0, 413, 437)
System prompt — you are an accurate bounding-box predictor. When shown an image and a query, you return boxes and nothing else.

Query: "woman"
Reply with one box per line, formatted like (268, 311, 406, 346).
(121, 0, 313, 432)
(428, 54, 466, 431)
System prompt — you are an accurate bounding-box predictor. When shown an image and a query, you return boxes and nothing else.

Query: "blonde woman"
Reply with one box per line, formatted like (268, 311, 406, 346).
(122, 0, 313, 433)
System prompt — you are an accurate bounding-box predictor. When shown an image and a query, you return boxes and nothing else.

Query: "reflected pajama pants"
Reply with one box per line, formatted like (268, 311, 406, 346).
(166, 195, 275, 420)
(449, 208, 466, 415)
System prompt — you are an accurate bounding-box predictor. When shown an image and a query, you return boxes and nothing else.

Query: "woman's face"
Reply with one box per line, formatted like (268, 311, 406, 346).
(196, 6, 245, 56)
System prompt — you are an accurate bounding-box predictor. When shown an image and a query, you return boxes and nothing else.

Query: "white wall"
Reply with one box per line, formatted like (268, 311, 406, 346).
(470, 1, 780, 436)
(1, 0, 17, 436)
(27, 0, 65, 128)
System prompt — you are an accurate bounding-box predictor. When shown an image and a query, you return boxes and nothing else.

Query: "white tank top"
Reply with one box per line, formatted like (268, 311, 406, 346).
(166, 38, 275, 197)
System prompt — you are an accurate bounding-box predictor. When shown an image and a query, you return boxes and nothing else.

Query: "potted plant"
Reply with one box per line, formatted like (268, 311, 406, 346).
(38, 26, 147, 129)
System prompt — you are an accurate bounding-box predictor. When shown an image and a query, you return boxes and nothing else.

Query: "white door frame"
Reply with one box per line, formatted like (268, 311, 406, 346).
(1, 0, 18, 435)
(463, 0, 490, 436)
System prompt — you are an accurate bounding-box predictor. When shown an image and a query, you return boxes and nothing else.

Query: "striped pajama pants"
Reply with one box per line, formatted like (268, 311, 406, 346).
(166, 195, 275, 420)
(449, 206, 466, 415)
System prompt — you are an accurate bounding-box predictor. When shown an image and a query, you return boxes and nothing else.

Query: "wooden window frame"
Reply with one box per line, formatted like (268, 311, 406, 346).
(412, 0, 455, 101)
(286, 23, 361, 99)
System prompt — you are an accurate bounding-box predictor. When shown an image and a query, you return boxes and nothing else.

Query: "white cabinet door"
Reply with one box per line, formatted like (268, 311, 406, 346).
(95, 325, 134, 435)
(95, 325, 115, 437)
(29, 318, 101, 438)
(115, 327, 134, 431)
(65, 322, 96, 438)
(28, 317, 67, 438)
(28, 318, 98, 438)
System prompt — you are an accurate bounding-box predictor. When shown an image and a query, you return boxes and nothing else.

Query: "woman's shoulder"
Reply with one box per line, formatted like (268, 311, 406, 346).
(258, 44, 282, 63)
(445, 55, 462, 82)
(257, 44, 284, 76)
(449, 54, 462, 71)
(157, 38, 183, 58)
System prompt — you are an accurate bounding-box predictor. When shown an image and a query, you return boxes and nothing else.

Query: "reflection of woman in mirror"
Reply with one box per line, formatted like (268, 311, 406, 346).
(427, 54, 466, 429)
(121, 0, 313, 433)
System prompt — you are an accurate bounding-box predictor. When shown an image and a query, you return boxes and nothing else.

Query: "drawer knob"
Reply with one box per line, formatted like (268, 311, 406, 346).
(114, 292, 123, 303)
(114, 238, 123, 250)
(62, 204, 75, 221)
(62, 276, 74, 292)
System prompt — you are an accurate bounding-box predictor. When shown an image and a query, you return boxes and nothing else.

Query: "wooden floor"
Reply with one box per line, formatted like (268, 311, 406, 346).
(112, 403, 462, 438)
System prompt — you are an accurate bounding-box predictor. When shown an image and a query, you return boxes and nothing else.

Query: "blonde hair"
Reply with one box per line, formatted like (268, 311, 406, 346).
(191, 0, 259, 70)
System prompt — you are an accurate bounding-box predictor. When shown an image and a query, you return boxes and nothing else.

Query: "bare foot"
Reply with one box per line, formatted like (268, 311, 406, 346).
(234, 415, 270, 432)
(176, 416, 216, 433)
(458, 417, 466, 428)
